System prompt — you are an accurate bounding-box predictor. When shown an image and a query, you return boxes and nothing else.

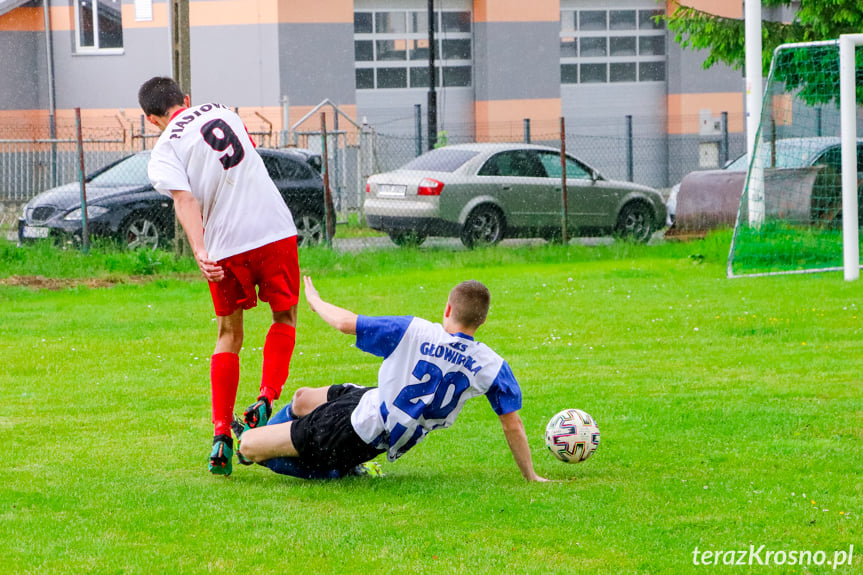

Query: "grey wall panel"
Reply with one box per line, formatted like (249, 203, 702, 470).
(562, 83, 668, 187)
(191, 24, 280, 107)
(50, 28, 172, 110)
(357, 87, 474, 141)
(0, 31, 46, 111)
(49, 23, 281, 111)
(474, 21, 560, 102)
(278, 23, 355, 107)
(667, 42, 742, 95)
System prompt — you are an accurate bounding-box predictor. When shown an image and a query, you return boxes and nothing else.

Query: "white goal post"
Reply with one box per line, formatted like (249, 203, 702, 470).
(839, 33, 863, 281)
(728, 35, 863, 280)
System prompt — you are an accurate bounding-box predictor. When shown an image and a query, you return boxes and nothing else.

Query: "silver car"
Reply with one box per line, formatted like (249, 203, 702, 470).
(364, 143, 666, 248)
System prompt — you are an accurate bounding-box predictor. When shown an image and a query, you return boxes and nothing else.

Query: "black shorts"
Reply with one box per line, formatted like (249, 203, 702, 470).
(289, 384, 385, 473)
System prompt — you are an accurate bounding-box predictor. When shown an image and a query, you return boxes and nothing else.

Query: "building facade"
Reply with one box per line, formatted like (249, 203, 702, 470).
(0, 0, 759, 188)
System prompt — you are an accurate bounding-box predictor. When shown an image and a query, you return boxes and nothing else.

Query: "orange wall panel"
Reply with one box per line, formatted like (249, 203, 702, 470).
(475, 99, 561, 141)
(0, 7, 44, 32)
(669, 0, 742, 19)
(474, 0, 559, 23)
(667, 93, 744, 134)
(49, 6, 74, 31)
(191, 0, 279, 26)
(277, 0, 353, 24)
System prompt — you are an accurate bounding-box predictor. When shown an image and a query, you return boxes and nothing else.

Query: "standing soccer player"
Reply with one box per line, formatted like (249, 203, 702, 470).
(238, 277, 548, 482)
(138, 76, 298, 476)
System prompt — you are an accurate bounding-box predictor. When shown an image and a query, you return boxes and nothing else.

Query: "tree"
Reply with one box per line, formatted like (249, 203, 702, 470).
(665, 1, 863, 106)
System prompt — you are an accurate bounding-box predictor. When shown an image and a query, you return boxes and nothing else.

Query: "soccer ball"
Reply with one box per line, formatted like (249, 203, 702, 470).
(544, 408, 600, 463)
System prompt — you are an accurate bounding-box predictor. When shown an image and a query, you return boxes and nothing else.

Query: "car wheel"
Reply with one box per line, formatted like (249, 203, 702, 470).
(388, 231, 427, 247)
(119, 214, 166, 250)
(615, 202, 653, 243)
(295, 213, 324, 247)
(461, 205, 504, 248)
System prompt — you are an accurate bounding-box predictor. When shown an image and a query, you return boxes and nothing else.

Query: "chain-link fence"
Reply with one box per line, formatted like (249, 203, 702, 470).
(4, 110, 745, 253)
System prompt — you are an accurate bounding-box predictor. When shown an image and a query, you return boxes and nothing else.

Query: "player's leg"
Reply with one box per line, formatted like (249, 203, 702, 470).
(246, 306, 296, 427)
(238, 421, 298, 462)
(291, 386, 331, 417)
(246, 237, 299, 429)
(209, 307, 244, 475)
(235, 401, 342, 478)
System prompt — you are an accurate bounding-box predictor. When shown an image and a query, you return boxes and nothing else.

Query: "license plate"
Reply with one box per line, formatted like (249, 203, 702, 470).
(378, 184, 406, 197)
(22, 226, 50, 239)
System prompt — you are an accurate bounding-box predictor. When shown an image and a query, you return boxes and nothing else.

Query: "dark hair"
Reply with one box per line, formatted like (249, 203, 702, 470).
(448, 280, 490, 328)
(138, 77, 186, 117)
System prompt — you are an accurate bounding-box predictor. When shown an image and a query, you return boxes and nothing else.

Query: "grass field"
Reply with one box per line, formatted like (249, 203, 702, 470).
(1, 235, 861, 574)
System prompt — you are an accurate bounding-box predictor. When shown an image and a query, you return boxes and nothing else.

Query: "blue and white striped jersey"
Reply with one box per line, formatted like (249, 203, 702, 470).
(350, 315, 522, 462)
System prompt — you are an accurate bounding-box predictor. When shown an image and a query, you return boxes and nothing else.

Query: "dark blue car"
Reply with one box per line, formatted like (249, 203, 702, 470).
(18, 148, 325, 249)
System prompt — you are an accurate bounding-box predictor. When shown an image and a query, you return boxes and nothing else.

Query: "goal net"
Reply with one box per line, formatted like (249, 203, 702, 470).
(727, 39, 863, 278)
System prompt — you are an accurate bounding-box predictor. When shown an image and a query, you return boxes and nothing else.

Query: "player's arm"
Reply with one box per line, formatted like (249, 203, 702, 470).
(303, 276, 358, 334)
(499, 410, 548, 482)
(171, 189, 224, 282)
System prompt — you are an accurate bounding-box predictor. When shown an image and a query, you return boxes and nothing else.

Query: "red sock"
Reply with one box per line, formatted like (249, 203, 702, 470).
(260, 323, 296, 402)
(211, 352, 240, 437)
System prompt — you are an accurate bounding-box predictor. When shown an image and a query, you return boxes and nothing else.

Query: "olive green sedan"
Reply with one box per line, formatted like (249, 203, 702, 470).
(364, 143, 666, 248)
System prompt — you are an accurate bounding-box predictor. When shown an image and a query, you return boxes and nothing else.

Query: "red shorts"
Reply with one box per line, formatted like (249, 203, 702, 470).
(208, 236, 299, 316)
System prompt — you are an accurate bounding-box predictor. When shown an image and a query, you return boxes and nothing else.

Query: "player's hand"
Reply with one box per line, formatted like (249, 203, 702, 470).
(194, 249, 224, 282)
(303, 276, 321, 310)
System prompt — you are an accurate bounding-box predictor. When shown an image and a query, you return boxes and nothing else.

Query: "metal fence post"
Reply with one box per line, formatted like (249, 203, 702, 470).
(721, 111, 729, 166)
(625, 115, 633, 182)
(320, 113, 334, 247)
(281, 95, 290, 147)
(523, 118, 531, 144)
(560, 117, 569, 244)
(414, 104, 422, 157)
(75, 108, 90, 254)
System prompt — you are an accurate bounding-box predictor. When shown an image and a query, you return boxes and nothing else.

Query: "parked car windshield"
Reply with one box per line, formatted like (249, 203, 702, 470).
(89, 153, 151, 186)
(399, 148, 479, 172)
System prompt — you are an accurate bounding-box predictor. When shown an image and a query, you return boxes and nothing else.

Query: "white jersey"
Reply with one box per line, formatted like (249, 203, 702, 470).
(147, 103, 296, 261)
(350, 315, 522, 462)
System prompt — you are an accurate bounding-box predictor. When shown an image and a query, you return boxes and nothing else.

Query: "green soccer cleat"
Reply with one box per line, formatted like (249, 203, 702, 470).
(231, 416, 253, 466)
(242, 397, 272, 433)
(208, 434, 234, 476)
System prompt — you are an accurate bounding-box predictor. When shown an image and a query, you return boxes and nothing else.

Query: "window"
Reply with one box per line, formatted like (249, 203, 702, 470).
(354, 12, 373, 34)
(560, 5, 666, 85)
(610, 37, 636, 57)
(279, 158, 313, 180)
(639, 35, 665, 56)
(75, 0, 123, 51)
(355, 8, 472, 90)
(537, 152, 592, 180)
(478, 151, 546, 178)
(262, 156, 284, 180)
(560, 37, 577, 58)
(375, 12, 406, 34)
(609, 10, 636, 31)
(610, 62, 637, 82)
(639, 61, 665, 82)
(377, 68, 407, 89)
(580, 63, 607, 83)
(579, 11, 606, 31)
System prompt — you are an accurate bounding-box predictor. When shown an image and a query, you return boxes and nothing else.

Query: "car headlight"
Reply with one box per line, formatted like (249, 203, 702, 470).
(64, 205, 110, 220)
